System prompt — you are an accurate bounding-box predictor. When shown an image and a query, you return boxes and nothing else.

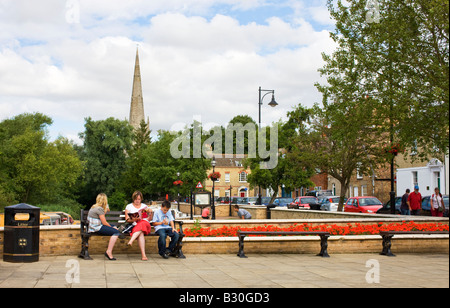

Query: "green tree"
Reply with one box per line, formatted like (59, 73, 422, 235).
(287, 104, 385, 211)
(244, 121, 315, 203)
(78, 117, 133, 207)
(141, 128, 209, 200)
(117, 120, 152, 201)
(324, 0, 449, 158)
(0, 113, 83, 206)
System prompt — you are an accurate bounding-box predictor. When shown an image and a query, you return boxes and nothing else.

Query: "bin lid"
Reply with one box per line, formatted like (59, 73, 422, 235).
(5, 203, 40, 210)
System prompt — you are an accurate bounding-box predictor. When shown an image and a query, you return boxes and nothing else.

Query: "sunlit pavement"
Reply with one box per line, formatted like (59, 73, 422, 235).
(0, 253, 448, 288)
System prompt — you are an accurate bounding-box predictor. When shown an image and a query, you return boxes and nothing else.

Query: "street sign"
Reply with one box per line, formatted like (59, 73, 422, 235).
(196, 182, 203, 189)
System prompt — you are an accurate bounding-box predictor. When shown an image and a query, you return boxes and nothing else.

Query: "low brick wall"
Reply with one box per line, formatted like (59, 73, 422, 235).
(180, 216, 449, 231)
(178, 203, 237, 218)
(1, 222, 448, 257)
(184, 235, 449, 255)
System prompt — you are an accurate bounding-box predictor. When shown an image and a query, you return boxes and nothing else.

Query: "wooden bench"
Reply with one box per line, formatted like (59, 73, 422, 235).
(79, 209, 186, 260)
(380, 231, 449, 257)
(237, 231, 331, 258)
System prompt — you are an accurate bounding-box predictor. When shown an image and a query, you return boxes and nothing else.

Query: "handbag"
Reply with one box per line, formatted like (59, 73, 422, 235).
(434, 194, 445, 213)
(118, 223, 134, 234)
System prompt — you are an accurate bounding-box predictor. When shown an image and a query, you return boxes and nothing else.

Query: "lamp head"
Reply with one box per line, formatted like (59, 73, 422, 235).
(268, 94, 278, 107)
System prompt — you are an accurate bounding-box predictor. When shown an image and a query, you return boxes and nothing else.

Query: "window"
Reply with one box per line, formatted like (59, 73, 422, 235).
(412, 171, 418, 188)
(361, 185, 367, 196)
(239, 171, 247, 182)
(225, 172, 230, 183)
(356, 163, 363, 179)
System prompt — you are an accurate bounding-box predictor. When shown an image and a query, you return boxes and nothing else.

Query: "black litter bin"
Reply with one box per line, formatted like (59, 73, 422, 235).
(3, 203, 40, 263)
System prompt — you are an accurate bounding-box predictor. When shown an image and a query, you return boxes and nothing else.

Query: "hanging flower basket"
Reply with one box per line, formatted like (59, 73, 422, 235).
(173, 180, 184, 186)
(384, 143, 404, 156)
(208, 172, 221, 181)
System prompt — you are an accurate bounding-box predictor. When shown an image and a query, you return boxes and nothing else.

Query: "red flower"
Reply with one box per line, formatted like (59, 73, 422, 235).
(183, 222, 449, 237)
(208, 172, 221, 181)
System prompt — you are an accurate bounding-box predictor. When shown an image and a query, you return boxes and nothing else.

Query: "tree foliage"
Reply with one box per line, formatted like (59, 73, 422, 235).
(0, 113, 83, 208)
(323, 0, 449, 158)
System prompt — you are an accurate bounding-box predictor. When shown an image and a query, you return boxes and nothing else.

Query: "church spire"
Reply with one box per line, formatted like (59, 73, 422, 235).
(129, 47, 147, 130)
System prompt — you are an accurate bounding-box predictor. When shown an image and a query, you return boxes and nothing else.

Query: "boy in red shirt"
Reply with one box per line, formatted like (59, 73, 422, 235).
(407, 186, 422, 216)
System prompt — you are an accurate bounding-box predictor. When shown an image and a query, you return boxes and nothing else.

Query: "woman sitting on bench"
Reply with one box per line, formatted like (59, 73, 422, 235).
(125, 191, 153, 261)
(88, 193, 121, 261)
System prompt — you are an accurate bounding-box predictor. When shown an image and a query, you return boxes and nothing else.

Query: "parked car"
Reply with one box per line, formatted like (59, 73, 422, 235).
(305, 190, 333, 198)
(260, 197, 272, 205)
(344, 196, 383, 214)
(272, 197, 294, 207)
(246, 197, 258, 205)
(230, 197, 248, 205)
(245, 197, 273, 205)
(377, 197, 402, 215)
(421, 195, 449, 216)
(216, 197, 230, 204)
(289, 196, 320, 210)
(319, 196, 347, 212)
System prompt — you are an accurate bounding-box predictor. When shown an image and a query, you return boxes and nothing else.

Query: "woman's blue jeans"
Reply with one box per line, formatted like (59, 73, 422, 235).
(99, 225, 121, 236)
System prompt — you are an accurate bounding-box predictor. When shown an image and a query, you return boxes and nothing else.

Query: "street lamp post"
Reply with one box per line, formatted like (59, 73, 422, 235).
(228, 185, 232, 216)
(257, 87, 278, 205)
(176, 172, 181, 211)
(211, 157, 216, 220)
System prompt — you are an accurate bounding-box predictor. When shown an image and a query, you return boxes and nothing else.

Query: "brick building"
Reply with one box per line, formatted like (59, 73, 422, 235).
(204, 155, 256, 199)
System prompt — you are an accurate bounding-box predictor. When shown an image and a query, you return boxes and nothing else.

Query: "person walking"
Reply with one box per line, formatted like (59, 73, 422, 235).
(431, 187, 445, 217)
(407, 185, 422, 216)
(400, 189, 411, 215)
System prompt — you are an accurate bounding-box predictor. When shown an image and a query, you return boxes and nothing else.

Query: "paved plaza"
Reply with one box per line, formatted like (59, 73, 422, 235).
(0, 253, 448, 288)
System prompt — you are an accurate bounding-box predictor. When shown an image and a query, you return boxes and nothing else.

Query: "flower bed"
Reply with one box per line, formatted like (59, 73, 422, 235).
(184, 222, 449, 237)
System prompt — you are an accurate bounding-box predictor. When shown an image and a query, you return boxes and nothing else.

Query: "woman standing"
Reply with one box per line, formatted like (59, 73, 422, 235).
(88, 193, 120, 260)
(124, 191, 153, 261)
(431, 187, 445, 217)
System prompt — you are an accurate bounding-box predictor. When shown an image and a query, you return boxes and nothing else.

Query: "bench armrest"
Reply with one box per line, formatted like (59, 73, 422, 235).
(174, 220, 184, 234)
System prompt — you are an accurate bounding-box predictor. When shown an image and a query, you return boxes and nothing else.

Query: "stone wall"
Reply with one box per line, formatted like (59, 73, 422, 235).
(178, 203, 238, 218)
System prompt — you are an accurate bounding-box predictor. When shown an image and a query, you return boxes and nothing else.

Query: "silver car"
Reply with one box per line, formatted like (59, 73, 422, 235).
(319, 196, 346, 211)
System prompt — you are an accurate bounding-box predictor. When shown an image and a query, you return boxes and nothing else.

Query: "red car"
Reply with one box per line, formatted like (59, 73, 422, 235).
(344, 197, 383, 214)
(289, 196, 320, 210)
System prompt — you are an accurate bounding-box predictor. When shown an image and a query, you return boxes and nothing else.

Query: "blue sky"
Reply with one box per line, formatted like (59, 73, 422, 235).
(0, 0, 336, 144)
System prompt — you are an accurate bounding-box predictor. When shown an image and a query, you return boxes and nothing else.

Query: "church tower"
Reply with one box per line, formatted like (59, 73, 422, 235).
(129, 48, 149, 131)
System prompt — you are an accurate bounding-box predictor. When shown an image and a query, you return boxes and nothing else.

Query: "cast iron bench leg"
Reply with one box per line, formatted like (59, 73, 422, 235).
(318, 235, 330, 258)
(237, 234, 247, 258)
(79, 234, 93, 260)
(380, 234, 396, 257)
(174, 233, 186, 259)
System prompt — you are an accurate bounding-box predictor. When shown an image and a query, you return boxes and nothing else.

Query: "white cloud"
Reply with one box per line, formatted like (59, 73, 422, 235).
(0, 0, 336, 143)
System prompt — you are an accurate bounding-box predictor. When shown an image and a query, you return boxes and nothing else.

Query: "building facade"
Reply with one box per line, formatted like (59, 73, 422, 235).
(204, 156, 256, 199)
